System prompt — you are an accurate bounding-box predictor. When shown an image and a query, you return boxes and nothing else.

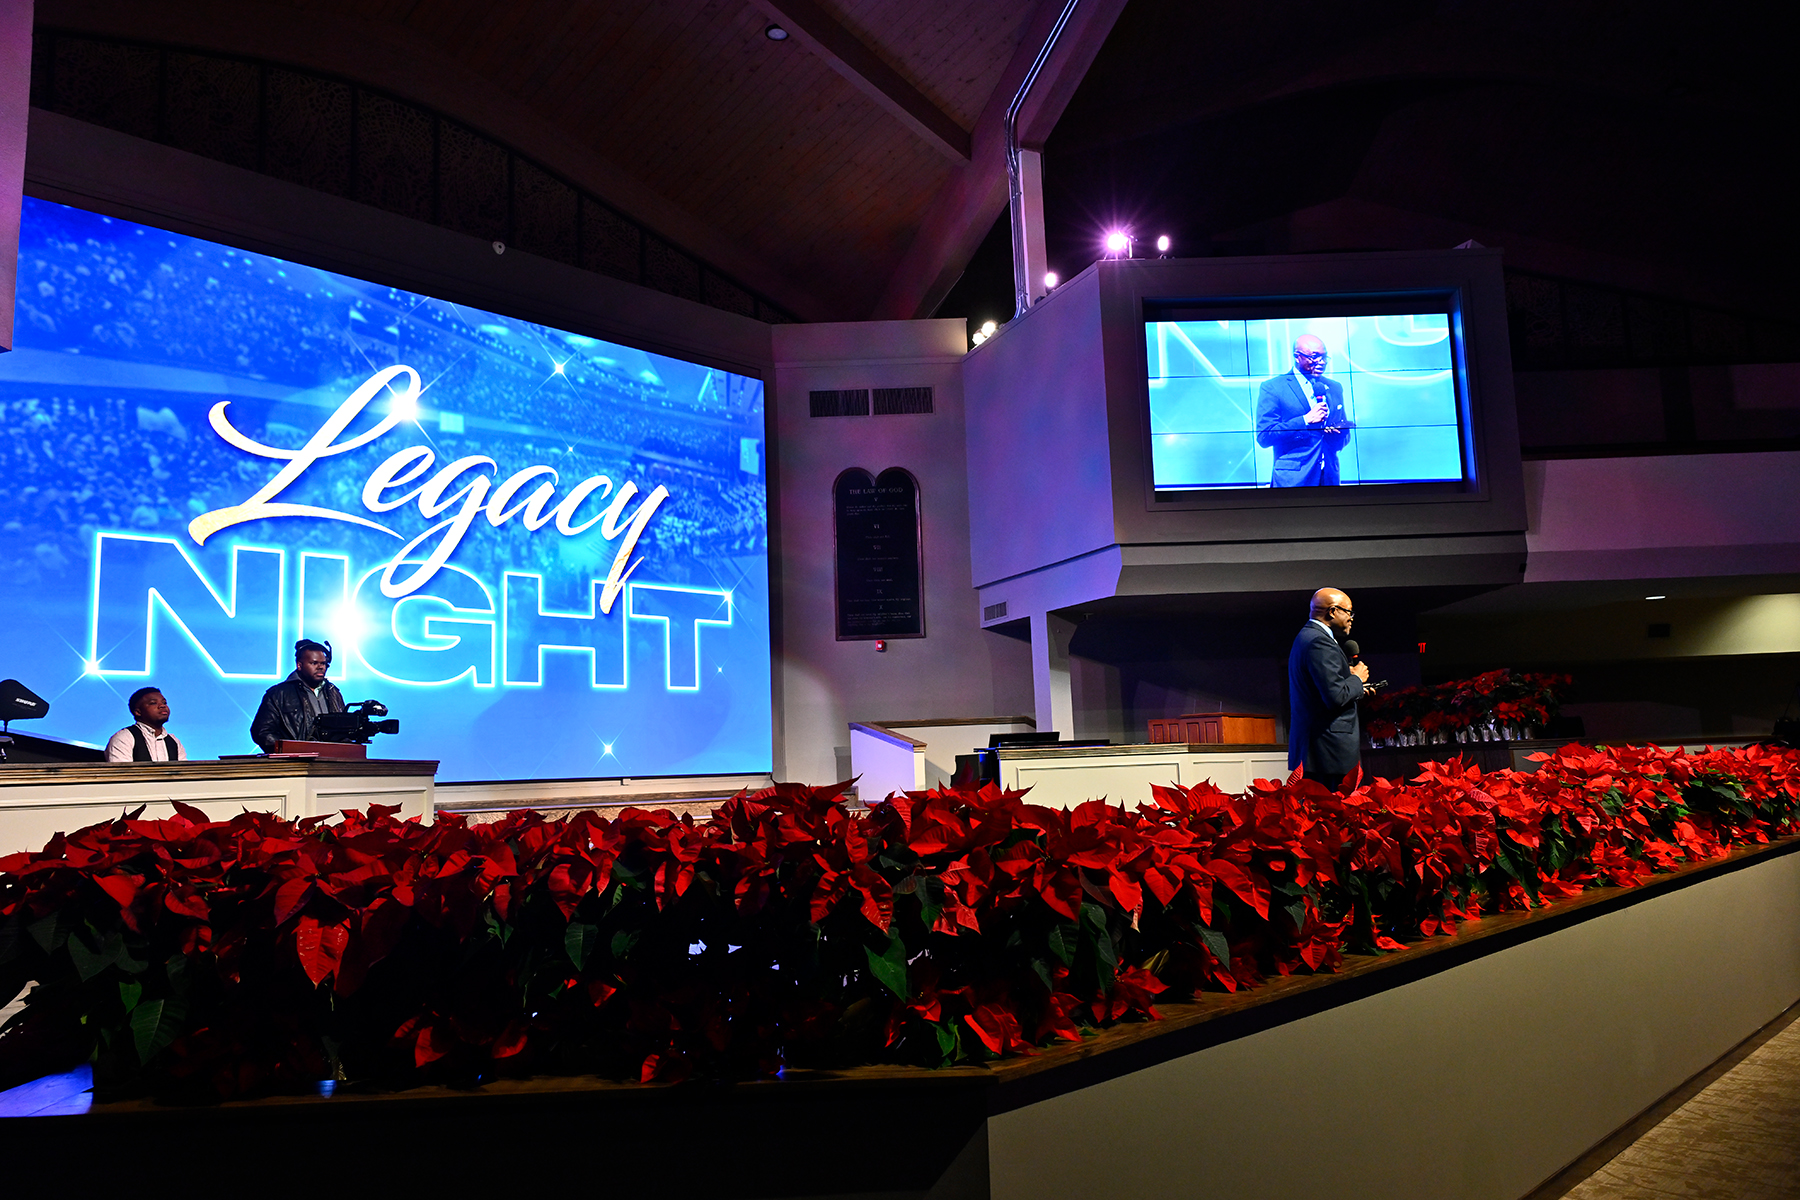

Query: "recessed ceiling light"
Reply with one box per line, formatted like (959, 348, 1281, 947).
(764, 24, 789, 40)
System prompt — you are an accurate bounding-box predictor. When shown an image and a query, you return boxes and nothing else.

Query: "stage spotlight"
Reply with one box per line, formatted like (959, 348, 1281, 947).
(1103, 230, 1130, 257)
(764, 24, 789, 40)
(1043, 271, 1058, 290)
(1156, 235, 1171, 255)
(980, 320, 998, 336)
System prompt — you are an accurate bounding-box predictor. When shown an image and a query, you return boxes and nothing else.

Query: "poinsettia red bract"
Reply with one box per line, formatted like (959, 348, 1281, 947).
(1, 743, 1795, 1101)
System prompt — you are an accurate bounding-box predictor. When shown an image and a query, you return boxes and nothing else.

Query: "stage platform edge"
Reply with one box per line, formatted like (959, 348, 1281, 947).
(1, 837, 1795, 1200)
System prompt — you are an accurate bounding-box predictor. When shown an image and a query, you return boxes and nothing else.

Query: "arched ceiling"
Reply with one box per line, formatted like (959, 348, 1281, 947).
(33, 0, 1791, 326)
(37, 0, 1126, 321)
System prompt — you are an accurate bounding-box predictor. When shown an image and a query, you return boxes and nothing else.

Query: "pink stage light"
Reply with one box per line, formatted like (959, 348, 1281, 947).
(1103, 230, 1130, 256)
(1155, 235, 1171, 254)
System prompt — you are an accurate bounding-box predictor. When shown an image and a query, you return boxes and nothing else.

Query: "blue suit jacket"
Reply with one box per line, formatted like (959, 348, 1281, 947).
(1287, 621, 1363, 775)
(1255, 373, 1350, 487)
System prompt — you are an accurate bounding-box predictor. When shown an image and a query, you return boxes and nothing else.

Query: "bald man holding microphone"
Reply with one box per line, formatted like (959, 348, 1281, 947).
(1288, 588, 1370, 790)
(1255, 334, 1353, 487)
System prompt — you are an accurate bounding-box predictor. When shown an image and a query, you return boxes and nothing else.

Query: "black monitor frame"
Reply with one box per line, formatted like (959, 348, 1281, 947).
(1141, 290, 1476, 502)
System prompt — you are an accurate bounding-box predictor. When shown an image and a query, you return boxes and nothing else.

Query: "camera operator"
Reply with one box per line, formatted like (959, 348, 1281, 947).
(250, 639, 347, 751)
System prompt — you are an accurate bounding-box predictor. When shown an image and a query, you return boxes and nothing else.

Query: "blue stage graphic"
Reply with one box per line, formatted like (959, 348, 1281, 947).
(1146, 314, 1465, 490)
(2, 198, 771, 779)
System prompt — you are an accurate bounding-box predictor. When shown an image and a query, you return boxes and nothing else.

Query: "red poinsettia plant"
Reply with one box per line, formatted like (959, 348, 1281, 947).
(1364, 669, 1573, 745)
(1, 741, 1796, 1102)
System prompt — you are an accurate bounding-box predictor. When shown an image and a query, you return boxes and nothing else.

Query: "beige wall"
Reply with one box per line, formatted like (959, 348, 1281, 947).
(1425, 593, 1800, 666)
(771, 320, 1032, 785)
(0, 1, 34, 350)
(1524, 452, 1800, 581)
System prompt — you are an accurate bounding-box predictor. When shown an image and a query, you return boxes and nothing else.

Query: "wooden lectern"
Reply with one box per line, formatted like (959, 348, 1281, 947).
(1147, 712, 1279, 745)
(271, 740, 367, 761)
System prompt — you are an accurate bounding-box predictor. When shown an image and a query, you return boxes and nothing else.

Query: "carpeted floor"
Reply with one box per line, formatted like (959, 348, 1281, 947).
(1559, 1013, 1800, 1199)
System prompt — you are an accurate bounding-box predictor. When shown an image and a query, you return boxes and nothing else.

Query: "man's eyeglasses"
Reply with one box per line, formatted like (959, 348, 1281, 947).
(1295, 349, 1329, 361)
(1330, 604, 1354, 617)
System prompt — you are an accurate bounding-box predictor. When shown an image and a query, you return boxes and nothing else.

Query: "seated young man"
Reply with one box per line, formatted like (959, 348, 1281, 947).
(104, 686, 186, 762)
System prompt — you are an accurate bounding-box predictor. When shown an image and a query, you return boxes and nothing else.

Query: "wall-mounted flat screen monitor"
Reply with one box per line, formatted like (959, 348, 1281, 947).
(1144, 298, 1471, 493)
(2, 198, 771, 780)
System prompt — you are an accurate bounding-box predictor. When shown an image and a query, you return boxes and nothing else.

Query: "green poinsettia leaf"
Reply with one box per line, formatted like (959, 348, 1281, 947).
(864, 931, 908, 999)
(68, 930, 110, 982)
(934, 1020, 961, 1066)
(163, 955, 190, 996)
(565, 921, 598, 971)
(130, 996, 186, 1065)
(1284, 897, 1308, 933)
(1198, 925, 1231, 968)
(28, 908, 75, 955)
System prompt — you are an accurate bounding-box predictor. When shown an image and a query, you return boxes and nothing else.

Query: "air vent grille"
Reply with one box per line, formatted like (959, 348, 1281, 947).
(809, 389, 871, 417)
(983, 601, 1008, 621)
(873, 386, 934, 415)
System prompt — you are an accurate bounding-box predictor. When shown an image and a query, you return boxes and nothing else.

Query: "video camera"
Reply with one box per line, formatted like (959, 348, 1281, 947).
(312, 700, 400, 745)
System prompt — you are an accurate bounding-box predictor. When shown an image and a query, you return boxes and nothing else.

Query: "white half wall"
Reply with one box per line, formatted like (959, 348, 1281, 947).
(987, 848, 1800, 1200)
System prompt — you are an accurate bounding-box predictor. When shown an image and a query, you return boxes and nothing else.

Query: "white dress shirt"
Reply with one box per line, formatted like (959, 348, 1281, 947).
(105, 722, 184, 762)
(1294, 368, 1330, 402)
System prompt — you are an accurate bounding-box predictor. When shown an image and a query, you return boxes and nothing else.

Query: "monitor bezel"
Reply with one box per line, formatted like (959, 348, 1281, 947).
(1137, 287, 1484, 510)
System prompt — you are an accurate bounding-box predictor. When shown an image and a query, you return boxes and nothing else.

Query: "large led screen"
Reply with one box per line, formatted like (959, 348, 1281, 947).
(1146, 312, 1466, 491)
(2, 198, 771, 779)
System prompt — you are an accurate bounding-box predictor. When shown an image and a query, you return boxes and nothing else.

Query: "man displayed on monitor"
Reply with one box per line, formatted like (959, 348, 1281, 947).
(105, 686, 186, 762)
(1255, 334, 1354, 487)
(251, 640, 347, 752)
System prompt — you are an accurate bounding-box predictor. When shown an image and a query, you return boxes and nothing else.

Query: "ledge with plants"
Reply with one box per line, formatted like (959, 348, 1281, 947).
(1, 741, 1796, 1103)
(1363, 668, 1574, 747)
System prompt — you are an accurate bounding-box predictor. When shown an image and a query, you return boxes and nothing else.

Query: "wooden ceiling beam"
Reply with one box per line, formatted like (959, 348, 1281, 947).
(869, 0, 1130, 320)
(747, 0, 971, 162)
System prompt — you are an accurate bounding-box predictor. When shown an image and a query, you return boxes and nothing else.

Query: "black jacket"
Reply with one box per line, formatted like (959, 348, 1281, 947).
(1287, 621, 1364, 776)
(250, 672, 347, 752)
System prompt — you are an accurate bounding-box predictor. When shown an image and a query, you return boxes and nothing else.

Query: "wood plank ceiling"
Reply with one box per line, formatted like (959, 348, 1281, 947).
(218, 0, 1042, 319)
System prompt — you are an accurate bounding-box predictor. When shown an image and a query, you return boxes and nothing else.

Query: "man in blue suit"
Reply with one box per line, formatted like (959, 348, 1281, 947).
(1255, 334, 1352, 487)
(1287, 587, 1369, 790)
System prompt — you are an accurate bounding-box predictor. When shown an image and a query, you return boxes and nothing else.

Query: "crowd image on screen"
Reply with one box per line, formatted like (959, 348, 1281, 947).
(2, 201, 767, 592)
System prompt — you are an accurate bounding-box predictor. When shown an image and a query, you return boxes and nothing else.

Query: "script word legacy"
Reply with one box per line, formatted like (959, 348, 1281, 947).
(187, 365, 669, 607)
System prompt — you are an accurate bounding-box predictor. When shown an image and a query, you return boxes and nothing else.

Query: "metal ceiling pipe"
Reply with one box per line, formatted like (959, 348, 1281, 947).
(1007, 0, 1082, 319)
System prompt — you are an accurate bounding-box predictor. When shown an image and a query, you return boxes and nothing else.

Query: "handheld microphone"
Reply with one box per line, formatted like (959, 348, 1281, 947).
(1344, 640, 1388, 692)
